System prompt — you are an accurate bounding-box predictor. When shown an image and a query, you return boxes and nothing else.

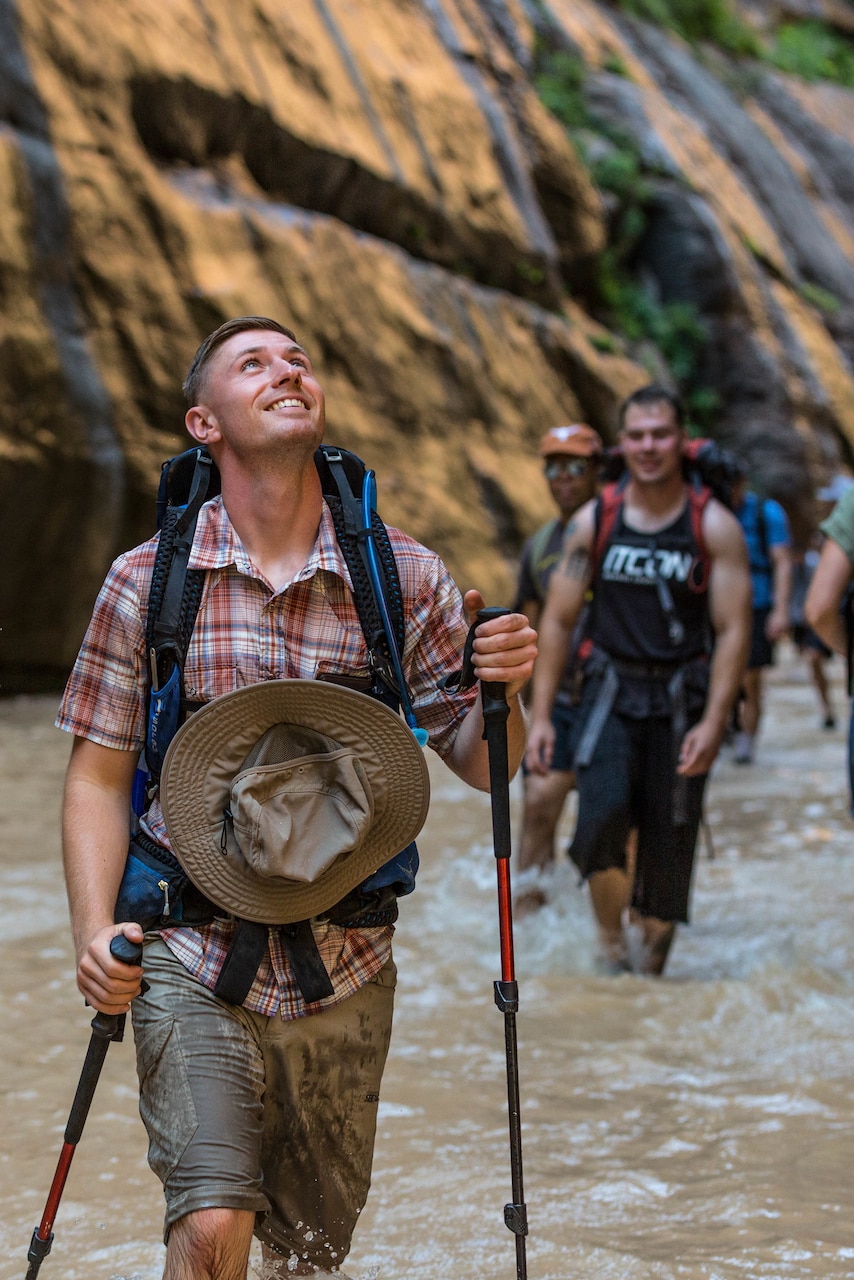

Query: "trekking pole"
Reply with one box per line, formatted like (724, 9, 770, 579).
(471, 606, 529, 1280)
(25, 934, 144, 1279)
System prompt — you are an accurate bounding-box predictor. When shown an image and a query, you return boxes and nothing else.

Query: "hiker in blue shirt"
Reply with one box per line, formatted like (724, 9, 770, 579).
(731, 472, 793, 764)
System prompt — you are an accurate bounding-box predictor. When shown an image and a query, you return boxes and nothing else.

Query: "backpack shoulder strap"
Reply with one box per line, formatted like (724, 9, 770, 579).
(527, 517, 562, 598)
(592, 478, 628, 578)
(142, 451, 214, 788)
(685, 481, 713, 596)
(315, 445, 407, 706)
(688, 482, 712, 557)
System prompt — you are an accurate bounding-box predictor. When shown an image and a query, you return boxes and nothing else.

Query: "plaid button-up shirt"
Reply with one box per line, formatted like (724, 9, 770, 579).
(58, 496, 476, 1019)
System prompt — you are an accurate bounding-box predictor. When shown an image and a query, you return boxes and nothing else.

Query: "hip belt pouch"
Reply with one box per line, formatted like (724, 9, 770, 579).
(114, 834, 212, 931)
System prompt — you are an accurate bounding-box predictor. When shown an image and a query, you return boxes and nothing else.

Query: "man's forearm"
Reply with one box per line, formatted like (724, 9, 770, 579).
(528, 607, 574, 723)
(449, 691, 527, 791)
(63, 753, 135, 959)
(701, 626, 748, 737)
(805, 540, 852, 655)
(772, 551, 792, 619)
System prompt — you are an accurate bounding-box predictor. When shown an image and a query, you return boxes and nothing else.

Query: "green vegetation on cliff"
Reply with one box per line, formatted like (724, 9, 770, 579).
(534, 44, 718, 430)
(614, 0, 854, 88)
(768, 20, 854, 88)
(615, 0, 758, 56)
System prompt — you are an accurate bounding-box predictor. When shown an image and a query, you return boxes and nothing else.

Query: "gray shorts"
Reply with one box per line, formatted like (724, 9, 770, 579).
(131, 936, 396, 1269)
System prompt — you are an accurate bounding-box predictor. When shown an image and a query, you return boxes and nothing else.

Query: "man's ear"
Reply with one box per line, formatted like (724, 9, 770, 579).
(185, 406, 220, 446)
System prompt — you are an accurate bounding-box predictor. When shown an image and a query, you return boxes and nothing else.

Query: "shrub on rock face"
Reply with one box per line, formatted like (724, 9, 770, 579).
(769, 21, 854, 88)
(616, 0, 760, 55)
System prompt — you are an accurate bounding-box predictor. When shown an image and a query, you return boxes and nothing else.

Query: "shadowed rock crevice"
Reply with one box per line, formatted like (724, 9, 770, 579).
(130, 76, 559, 306)
(0, 0, 125, 678)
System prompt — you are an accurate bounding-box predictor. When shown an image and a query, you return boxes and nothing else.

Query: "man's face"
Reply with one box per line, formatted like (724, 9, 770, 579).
(190, 329, 326, 457)
(620, 401, 684, 487)
(543, 454, 598, 518)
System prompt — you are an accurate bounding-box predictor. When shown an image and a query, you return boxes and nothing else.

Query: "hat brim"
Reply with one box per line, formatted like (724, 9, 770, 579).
(160, 680, 430, 924)
(541, 443, 599, 458)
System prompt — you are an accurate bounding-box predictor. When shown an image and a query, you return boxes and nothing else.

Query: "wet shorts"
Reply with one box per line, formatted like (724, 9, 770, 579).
(568, 709, 707, 923)
(131, 936, 396, 1269)
(748, 607, 775, 669)
(792, 623, 832, 659)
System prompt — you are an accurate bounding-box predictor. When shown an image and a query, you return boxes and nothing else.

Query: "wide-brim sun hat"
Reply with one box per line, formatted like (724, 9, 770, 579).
(160, 680, 430, 924)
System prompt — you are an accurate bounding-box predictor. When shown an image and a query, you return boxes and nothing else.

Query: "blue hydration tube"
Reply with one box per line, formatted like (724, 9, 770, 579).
(362, 471, 429, 747)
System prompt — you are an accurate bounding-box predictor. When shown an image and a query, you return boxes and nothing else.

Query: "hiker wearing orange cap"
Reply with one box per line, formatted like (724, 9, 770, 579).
(512, 423, 602, 912)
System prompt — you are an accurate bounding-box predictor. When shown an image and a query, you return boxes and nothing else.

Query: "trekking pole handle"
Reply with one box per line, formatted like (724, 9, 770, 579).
(474, 607, 512, 725)
(448, 606, 512, 693)
(87, 935, 146, 1042)
(109, 933, 143, 967)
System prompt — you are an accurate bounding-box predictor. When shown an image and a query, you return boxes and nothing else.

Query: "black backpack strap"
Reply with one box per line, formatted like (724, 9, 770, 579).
(212, 919, 335, 1005)
(318, 445, 407, 702)
(144, 451, 212, 781)
(212, 920, 270, 1004)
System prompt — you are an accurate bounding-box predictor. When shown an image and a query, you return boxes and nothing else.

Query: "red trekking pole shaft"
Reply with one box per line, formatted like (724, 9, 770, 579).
(25, 935, 143, 1279)
(476, 607, 529, 1280)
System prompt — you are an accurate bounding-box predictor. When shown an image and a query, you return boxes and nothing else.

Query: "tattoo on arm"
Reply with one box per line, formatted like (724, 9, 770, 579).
(559, 544, 590, 581)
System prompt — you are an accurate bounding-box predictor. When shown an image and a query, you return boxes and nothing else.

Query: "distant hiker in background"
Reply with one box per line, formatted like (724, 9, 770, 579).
(805, 475, 854, 812)
(527, 385, 751, 976)
(730, 470, 793, 764)
(791, 531, 836, 730)
(513, 423, 602, 913)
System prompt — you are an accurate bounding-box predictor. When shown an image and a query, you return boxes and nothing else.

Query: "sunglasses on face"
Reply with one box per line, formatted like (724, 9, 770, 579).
(544, 458, 590, 480)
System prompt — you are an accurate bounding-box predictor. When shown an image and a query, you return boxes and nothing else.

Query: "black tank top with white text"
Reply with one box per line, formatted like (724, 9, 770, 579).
(589, 501, 710, 663)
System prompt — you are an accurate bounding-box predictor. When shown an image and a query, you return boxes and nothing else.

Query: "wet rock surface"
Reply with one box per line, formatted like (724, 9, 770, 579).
(2, 0, 854, 680)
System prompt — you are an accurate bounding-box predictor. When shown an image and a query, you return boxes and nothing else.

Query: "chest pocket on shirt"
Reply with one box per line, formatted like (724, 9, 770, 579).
(294, 577, 372, 681)
(183, 659, 261, 704)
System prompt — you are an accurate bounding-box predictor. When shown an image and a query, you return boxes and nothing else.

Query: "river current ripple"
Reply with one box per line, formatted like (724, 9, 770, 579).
(1, 650, 852, 1279)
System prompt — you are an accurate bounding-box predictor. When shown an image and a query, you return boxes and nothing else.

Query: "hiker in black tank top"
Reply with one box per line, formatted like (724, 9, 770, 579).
(591, 502, 710, 665)
(526, 386, 751, 977)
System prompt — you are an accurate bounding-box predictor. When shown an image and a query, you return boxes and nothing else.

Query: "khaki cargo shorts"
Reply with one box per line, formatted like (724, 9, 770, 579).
(131, 936, 396, 1270)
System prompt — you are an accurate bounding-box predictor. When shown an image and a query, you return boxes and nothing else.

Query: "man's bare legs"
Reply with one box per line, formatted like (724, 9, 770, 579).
(637, 917, 677, 976)
(515, 768, 574, 913)
(735, 667, 762, 762)
(805, 647, 835, 727)
(163, 1213, 353, 1280)
(588, 867, 631, 971)
(164, 1209, 255, 1280)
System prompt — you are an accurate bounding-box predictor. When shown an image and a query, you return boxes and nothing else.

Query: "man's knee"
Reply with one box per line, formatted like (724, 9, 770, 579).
(523, 769, 574, 823)
(166, 1207, 255, 1279)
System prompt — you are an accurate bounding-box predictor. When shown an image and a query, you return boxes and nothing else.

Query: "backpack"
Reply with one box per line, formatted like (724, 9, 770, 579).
(121, 443, 421, 1007)
(140, 443, 418, 804)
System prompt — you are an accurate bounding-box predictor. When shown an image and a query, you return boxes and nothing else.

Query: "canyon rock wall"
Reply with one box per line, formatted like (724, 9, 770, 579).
(1, 0, 853, 684)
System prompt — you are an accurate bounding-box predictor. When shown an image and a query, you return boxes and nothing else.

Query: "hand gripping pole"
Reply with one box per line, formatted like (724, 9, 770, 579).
(25, 935, 144, 1280)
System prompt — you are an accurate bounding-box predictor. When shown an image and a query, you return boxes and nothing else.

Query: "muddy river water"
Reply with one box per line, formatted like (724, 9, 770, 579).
(1, 650, 853, 1280)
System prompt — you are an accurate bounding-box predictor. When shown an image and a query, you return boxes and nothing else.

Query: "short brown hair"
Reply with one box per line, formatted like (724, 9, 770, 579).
(183, 316, 299, 406)
(619, 383, 685, 430)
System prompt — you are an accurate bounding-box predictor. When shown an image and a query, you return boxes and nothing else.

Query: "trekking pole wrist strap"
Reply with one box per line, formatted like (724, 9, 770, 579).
(439, 606, 510, 694)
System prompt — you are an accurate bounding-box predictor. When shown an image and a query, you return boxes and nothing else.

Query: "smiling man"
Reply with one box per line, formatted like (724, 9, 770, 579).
(526, 385, 750, 976)
(57, 317, 537, 1279)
